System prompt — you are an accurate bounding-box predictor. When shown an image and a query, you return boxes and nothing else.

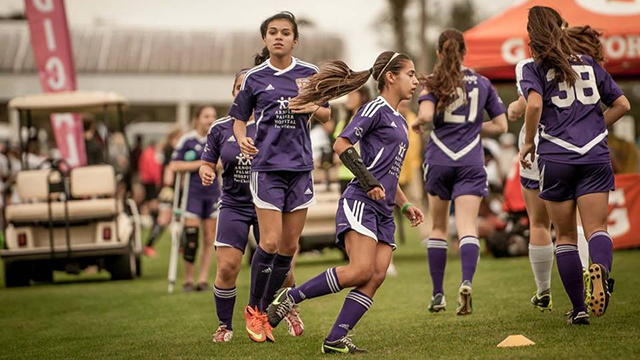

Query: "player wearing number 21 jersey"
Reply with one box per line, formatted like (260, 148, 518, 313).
(420, 67, 506, 199)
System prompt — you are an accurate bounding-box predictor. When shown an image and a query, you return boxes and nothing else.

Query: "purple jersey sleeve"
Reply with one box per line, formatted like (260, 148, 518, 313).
(418, 92, 438, 104)
(228, 77, 255, 122)
(589, 57, 624, 107)
(171, 139, 187, 161)
(202, 124, 223, 164)
(484, 83, 506, 119)
(339, 105, 380, 145)
(517, 61, 543, 100)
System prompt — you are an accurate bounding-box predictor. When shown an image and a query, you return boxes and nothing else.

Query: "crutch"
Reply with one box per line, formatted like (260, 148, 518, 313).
(167, 151, 196, 293)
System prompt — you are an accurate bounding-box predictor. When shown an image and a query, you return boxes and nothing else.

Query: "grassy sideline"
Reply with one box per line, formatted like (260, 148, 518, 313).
(0, 228, 639, 359)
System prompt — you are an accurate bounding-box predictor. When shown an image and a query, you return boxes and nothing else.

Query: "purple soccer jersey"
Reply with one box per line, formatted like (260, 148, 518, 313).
(419, 68, 506, 167)
(517, 55, 624, 164)
(340, 96, 409, 215)
(202, 116, 256, 208)
(228, 57, 329, 172)
(172, 130, 220, 200)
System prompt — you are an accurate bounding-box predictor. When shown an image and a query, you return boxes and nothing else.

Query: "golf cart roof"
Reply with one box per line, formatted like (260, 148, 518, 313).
(8, 91, 128, 114)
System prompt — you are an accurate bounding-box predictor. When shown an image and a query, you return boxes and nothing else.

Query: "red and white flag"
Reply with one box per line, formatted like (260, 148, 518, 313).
(25, 0, 86, 167)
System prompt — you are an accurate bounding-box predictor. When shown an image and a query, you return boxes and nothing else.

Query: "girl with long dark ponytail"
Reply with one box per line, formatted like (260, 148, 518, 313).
(267, 51, 424, 354)
(229, 11, 331, 343)
(413, 28, 507, 316)
(519, 5, 631, 325)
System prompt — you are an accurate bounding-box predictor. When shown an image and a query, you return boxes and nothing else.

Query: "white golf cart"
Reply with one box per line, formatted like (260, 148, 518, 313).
(1, 91, 142, 287)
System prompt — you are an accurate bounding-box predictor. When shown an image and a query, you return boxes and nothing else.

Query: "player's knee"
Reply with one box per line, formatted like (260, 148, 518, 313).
(217, 260, 240, 282)
(183, 226, 199, 263)
(369, 270, 387, 289)
(278, 243, 298, 256)
(259, 239, 278, 254)
(350, 266, 374, 286)
(202, 235, 215, 248)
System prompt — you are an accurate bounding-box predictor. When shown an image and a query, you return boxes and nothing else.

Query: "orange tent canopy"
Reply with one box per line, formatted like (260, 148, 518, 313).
(464, 0, 640, 80)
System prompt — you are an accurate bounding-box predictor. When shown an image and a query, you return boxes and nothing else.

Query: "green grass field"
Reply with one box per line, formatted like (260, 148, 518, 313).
(1, 228, 639, 360)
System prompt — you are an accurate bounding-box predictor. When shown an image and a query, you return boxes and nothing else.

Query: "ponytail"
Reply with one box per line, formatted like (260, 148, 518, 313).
(566, 26, 605, 64)
(527, 6, 578, 86)
(421, 28, 466, 114)
(294, 61, 373, 105)
(293, 51, 411, 105)
(254, 47, 270, 65)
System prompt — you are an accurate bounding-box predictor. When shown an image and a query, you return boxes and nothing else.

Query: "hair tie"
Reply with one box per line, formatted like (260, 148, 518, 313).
(369, 67, 374, 74)
(376, 52, 400, 82)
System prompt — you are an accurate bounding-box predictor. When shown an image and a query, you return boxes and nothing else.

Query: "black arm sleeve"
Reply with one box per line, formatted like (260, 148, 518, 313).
(339, 146, 382, 192)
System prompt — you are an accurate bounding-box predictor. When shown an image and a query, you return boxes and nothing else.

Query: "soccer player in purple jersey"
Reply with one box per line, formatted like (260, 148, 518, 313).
(200, 70, 304, 343)
(267, 51, 424, 354)
(519, 6, 631, 325)
(170, 105, 220, 292)
(509, 20, 609, 313)
(229, 12, 331, 343)
(412, 29, 507, 316)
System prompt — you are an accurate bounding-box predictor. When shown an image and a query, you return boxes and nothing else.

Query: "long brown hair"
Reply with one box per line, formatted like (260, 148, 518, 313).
(527, 6, 578, 86)
(566, 26, 605, 64)
(422, 29, 466, 114)
(293, 51, 411, 105)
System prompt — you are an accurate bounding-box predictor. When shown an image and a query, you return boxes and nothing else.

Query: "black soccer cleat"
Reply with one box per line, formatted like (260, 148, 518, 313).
(567, 310, 590, 325)
(321, 336, 368, 354)
(429, 293, 446, 313)
(267, 287, 295, 328)
(588, 264, 611, 317)
(530, 291, 553, 312)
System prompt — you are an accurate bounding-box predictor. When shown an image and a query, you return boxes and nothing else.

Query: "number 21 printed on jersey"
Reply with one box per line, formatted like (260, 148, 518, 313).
(443, 87, 479, 124)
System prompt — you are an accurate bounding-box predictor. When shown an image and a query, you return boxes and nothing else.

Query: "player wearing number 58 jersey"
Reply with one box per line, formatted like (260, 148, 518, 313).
(519, 6, 631, 325)
(413, 29, 507, 316)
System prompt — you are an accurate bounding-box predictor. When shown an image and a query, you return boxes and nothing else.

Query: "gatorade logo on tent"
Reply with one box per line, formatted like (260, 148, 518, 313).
(501, 38, 526, 65)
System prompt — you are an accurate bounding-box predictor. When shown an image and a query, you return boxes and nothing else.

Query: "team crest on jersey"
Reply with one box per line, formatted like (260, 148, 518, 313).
(195, 144, 202, 151)
(295, 77, 310, 90)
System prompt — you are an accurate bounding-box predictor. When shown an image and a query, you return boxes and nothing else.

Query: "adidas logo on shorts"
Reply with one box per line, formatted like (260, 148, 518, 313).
(262, 267, 272, 274)
(266, 84, 275, 91)
(304, 188, 313, 195)
(299, 291, 306, 300)
(227, 135, 236, 142)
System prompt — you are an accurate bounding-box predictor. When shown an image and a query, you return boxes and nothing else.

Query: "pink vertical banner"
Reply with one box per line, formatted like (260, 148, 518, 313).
(24, 0, 87, 167)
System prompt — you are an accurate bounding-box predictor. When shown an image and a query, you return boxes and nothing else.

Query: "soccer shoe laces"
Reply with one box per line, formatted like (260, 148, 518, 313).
(248, 307, 264, 333)
(341, 335, 358, 350)
(274, 296, 294, 319)
(286, 305, 301, 324)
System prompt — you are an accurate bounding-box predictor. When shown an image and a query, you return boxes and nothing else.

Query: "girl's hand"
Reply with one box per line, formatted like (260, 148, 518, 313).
(199, 165, 216, 186)
(403, 205, 425, 227)
(519, 142, 536, 170)
(367, 186, 386, 201)
(411, 120, 426, 134)
(508, 100, 524, 122)
(239, 137, 259, 160)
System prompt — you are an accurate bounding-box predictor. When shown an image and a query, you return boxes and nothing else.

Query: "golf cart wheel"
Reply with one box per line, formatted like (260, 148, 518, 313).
(4, 261, 30, 288)
(32, 265, 54, 283)
(109, 246, 136, 280)
(135, 255, 142, 277)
